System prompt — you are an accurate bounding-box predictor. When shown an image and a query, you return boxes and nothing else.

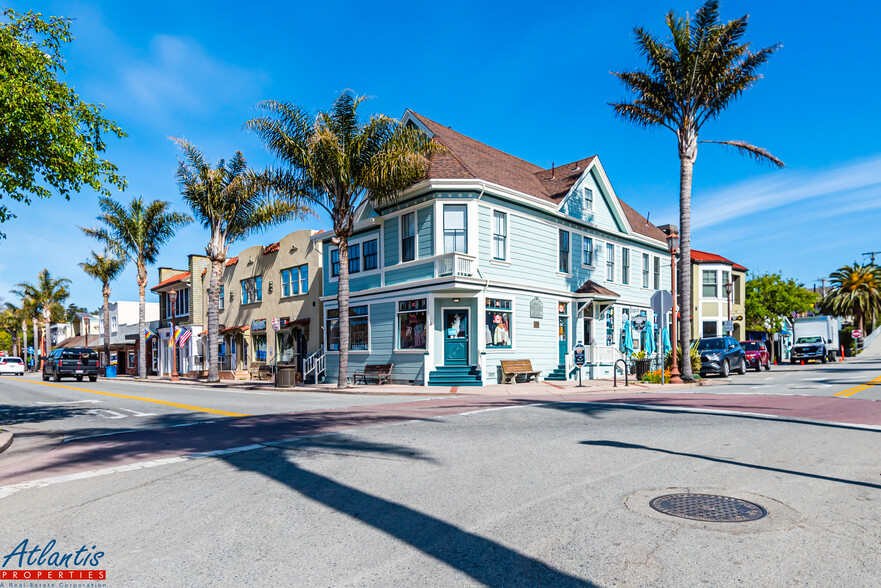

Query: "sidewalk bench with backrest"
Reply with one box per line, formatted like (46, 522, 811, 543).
(354, 363, 394, 385)
(500, 359, 542, 384)
(248, 363, 273, 380)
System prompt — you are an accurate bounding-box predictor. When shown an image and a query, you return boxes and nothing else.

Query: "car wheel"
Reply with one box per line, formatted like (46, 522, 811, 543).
(821, 354, 828, 364)
(737, 358, 746, 375)
(76, 376, 83, 382)
(53, 371, 61, 382)
(755, 361, 761, 372)
(764, 360, 771, 371)
(89, 376, 97, 382)
(42, 371, 48, 381)
(721, 359, 730, 378)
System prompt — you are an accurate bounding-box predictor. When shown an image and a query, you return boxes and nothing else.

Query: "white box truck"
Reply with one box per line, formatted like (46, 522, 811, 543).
(791, 316, 841, 364)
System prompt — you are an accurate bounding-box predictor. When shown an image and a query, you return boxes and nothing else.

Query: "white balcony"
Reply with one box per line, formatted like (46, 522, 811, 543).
(436, 253, 476, 278)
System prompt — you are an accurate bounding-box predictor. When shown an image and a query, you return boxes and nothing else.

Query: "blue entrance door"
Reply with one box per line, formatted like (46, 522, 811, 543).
(558, 302, 569, 365)
(443, 309, 469, 365)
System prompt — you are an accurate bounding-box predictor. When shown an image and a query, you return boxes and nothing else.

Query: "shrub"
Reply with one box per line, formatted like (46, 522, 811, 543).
(665, 346, 701, 375)
(641, 368, 670, 383)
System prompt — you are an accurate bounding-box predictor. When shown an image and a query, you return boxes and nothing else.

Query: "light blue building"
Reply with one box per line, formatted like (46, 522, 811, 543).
(315, 112, 673, 386)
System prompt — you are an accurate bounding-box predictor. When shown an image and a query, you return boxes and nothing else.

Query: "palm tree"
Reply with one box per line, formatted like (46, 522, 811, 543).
(79, 249, 126, 368)
(80, 197, 191, 378)
(0, 307, 20, 355)
(610, 0, 783, 380)
(246, 91, 442, 387)
(172, 139, 310, 382)
(11, 269, 71, 357)
(820, 263, 881, 336)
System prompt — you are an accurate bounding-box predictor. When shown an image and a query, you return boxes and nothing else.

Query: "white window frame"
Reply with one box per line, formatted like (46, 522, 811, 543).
(642, 253, 650, 288)
(325, 305, 371, 354)
(622, 247, 630, 285)
(401, 212, 417, 262)
(442, 203, 468, 255)
(653, 256, 661, 290)
(395, 298, 429, 352)
(241, 277, 262, 305)
(702, 270, 718, 299)
(484, 297, 515, 352)
(327, 234, 382, 283)
(281, 265, 309, 297)
(606, 244, 615, 282)
(582, 235, 594, 267)
(558, 229, 571, 275)
(583, 186, 594, 211)
(492, 210, 507, 261)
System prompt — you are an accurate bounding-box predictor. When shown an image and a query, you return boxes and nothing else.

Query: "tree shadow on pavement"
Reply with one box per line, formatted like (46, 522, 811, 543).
(581, 440, 881, 491)
(222, 435, 595, 587)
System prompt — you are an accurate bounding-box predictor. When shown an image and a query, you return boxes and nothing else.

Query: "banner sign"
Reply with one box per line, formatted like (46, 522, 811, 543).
(251, 319, 266, 331)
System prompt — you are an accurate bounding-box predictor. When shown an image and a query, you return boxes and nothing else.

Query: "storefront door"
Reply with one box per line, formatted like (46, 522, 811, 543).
(443, 309, 469, 366)
(558, 302, 569, 365)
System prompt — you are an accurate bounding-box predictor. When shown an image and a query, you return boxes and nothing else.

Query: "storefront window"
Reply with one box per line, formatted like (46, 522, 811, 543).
(604, 307, 615, 347)
(277, 331, 296, 363)
(254, 334, 267, 362)
(485, 298, 512, 348)
(398, 299, 427, 350)
(327, 306, 369, 351)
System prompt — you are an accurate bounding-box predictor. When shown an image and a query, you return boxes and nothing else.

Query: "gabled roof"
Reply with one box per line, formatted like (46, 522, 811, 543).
(575, 280, 620, 298)
(150, 271, 190, 292)
(691, 249, 748, 272)
(407, 112, 666, 243)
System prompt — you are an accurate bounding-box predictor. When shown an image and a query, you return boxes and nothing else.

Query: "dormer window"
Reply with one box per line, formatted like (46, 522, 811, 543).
(583, 187, 594, 211)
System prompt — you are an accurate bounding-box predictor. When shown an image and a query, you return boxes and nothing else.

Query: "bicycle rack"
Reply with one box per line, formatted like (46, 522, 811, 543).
(613, 359, 629, 387)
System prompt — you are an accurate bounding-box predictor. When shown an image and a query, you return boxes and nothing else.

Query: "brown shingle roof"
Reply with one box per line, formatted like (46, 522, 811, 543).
(409, 112, 666, 244)
(575, 280, 620, 298)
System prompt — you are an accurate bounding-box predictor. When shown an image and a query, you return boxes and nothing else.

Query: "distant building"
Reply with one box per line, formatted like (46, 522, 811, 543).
(689, 250, 747, 341)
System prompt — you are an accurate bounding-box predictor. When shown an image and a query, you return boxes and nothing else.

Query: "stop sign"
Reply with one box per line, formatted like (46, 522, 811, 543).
(853, 329, 862, 339)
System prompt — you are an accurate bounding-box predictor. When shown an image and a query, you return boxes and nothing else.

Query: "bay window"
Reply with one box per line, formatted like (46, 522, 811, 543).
(443, 204, 467, 253)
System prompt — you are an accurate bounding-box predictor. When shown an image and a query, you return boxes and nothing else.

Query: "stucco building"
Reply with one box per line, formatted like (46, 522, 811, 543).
(689, 249, 747, 341)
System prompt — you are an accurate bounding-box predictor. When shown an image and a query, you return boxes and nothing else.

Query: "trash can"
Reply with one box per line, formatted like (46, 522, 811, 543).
(275, 365, 297, 388)
(634, 358, 652, 380)
(105, 365, 117, 378)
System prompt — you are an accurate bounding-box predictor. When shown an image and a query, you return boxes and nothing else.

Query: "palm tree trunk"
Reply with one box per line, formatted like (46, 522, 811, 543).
(138, 263, 147, 379)
(337, 237, 350, 389)
(22, 322, 27, 370)
(103, 284, 111, 370)
(678, 154, 694, 381)
(207, 259, 222, 382)
(43, 308, 52, 358)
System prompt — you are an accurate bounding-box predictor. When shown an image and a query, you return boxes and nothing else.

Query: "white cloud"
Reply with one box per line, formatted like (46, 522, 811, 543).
(691, 155, 881, 229)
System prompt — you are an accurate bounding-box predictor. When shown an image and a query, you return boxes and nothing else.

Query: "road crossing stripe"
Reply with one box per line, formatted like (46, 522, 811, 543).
(23, 380, 250, 417)
(833, 374, 881, 398)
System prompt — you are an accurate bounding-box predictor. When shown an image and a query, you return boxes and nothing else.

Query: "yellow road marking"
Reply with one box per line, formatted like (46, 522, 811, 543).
(834, 374, 881, 398)
(24, 380, 250, 417)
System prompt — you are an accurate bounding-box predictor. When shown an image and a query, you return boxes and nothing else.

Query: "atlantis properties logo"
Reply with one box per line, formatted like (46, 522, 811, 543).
(1, 539, 106, 583)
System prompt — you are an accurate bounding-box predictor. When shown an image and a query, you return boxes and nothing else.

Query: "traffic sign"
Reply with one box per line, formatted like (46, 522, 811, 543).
(27, 346, 34, 354)
(651, 290, 673, 317)
(722, 320, 734, 332)
(853, 329, 862, 339)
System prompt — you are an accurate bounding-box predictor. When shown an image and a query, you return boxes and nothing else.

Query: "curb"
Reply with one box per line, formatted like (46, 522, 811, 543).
(0, 430, 13, 455)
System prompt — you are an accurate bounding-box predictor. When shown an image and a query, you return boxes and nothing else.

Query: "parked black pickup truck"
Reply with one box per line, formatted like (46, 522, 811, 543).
(43, 347, 100, 382)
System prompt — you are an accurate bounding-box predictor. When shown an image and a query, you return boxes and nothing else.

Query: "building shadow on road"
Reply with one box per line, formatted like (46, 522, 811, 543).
(0, 403, 99, 426)
(580, 440, 881, 491)
(221, 435, 595, 587)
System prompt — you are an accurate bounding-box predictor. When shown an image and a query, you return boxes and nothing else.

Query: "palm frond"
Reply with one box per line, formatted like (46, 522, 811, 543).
(698, 140, 784, 167)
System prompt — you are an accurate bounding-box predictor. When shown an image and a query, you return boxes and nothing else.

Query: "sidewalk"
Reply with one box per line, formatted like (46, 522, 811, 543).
(109, 372, 703, 397)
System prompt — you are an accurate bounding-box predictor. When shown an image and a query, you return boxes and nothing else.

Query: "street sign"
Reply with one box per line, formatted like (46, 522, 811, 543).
(27, 346, 34, 354)
(650, 290, 673, 317)
(853, 329, 862, 339)
(723, 320, 734, 332)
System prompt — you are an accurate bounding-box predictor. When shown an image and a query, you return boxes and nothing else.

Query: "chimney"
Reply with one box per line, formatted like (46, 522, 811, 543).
(551, 162, 555, 179)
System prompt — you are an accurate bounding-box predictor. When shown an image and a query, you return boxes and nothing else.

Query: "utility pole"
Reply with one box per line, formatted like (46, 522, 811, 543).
(862, 251, 881, 265)
(816, 277, 827, 298)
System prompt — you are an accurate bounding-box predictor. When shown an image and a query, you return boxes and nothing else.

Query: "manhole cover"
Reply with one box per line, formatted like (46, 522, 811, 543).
(649, 493, 767, 522)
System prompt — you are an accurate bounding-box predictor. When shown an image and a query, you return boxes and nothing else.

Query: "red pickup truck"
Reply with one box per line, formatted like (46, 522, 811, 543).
(740, 341, 771, 372)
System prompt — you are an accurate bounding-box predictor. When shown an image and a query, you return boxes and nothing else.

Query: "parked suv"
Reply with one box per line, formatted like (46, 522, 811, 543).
(740, 340, 771, 372)
(0, 356, 25, 376)
(43, 348, 99, 382)
(697, 336, 746, 377)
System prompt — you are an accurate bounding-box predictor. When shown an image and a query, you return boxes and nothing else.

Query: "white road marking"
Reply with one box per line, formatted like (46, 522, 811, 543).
(459, 404, 543, 416)
(118, 407, 157, 417)
(86, 409, 127, 420)
(34, 400, 101, 405)
(763, 377, 774, 381)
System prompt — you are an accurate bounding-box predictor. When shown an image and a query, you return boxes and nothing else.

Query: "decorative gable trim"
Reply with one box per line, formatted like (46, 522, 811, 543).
(555, 157, 632, 236)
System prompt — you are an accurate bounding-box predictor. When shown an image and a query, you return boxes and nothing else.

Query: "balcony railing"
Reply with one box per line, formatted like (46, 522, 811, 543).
(436, 253, 475, 278)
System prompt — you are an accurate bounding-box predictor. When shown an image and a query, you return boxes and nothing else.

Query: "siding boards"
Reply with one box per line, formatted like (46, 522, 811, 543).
(417, 206, 433, 258)
(384, 217, 399, 267)
(385, 263, 434, 286)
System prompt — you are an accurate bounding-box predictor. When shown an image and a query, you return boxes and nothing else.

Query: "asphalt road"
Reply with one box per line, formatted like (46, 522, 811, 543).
(1, 348, 879, 586)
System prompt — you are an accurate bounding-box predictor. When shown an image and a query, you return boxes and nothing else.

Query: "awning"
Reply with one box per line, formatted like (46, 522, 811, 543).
(574, 280, 620, 301)
(290, 318, 310, 326)
(220, 325, 249, 335)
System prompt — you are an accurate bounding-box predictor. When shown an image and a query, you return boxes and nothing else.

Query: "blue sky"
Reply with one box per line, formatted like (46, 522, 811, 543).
(2, 0, 880, 311)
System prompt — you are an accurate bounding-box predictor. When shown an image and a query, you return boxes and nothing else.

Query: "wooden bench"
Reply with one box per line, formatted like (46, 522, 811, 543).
(354, 363, 394, 385)
(500, 359, 542, 384)
(248, 363, 273, 380)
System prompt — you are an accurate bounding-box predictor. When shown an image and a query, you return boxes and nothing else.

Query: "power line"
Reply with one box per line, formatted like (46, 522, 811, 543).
(862, 251, 881, 265)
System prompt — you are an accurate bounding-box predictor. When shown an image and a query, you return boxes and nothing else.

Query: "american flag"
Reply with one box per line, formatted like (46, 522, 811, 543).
(178, 327, 192, 347)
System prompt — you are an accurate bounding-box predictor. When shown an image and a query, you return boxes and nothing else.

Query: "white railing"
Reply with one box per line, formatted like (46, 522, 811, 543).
(436, 253, 475, 278)
(304, 345, 325, 383)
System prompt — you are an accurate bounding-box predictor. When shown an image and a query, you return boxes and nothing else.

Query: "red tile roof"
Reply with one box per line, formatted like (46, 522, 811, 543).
(691, 249, 748, 272)
(263, 242, 280, 254)
(409, 112, 666, 243)
(226, 257, 238, 266)
(150, 271, 190, 292)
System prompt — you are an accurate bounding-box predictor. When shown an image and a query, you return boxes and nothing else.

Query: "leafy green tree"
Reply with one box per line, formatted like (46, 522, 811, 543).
(79, 249, 126, 367)
(247, 92, 442, 387)
(0, 307, 19, 354)
(64, 303, 89, 322)
(0, 9, 126, 235)
(819, 263, 881, 335)
(173, 139, 310, 382)
(81, 197, 191, 378)
(745, 272, 818, 332)
(11, 269, 71, 356)
(610, 0, 783, 380)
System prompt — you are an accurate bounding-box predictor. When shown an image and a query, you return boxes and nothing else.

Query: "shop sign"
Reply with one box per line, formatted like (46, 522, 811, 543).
(573, 343, 586, 367)
(632, 315, 647, 331)
(529, 297, 543, 319)
(251, 319, 266, 331)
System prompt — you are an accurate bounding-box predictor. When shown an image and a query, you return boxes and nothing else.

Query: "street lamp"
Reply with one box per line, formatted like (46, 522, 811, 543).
(724, 282, 733, 336)
(168, 288, 179, 382)
(667, 231, 683, 384)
